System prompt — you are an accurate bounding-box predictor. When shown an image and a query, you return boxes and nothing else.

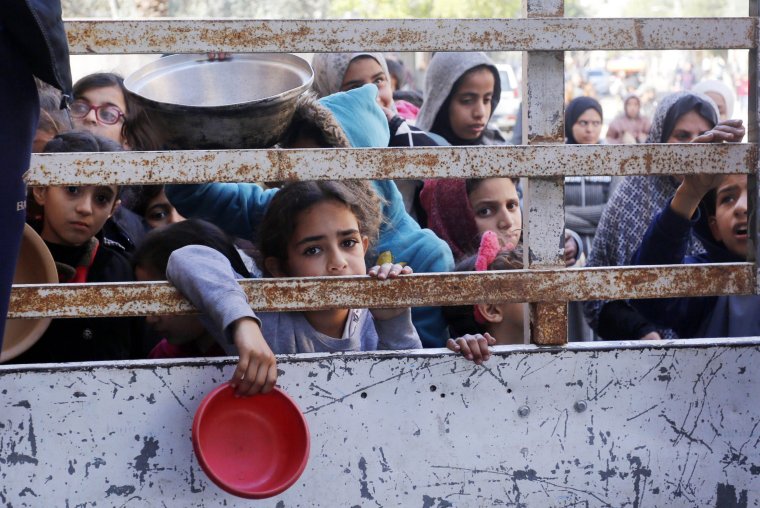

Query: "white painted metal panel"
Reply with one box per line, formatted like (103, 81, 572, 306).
(0, 339, 757, 506)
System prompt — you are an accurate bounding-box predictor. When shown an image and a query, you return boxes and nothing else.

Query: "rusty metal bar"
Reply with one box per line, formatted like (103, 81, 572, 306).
(522, 0, 567, 345)
(7, 264, 753, 319)
(64, 18, 755, 54)
(25, 142, 755, 186)
(750, 2, 760, 294)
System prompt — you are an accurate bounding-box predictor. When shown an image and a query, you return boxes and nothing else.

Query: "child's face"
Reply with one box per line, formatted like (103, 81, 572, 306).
(704, 91, 728, 121)
(143, 189, 186, 230)
(340, 57, 394, 111)
(571, 108, 602, 144)
(708, 174, 748, 257)
(666, 110, 712, 143)
(32, 185, 118, 247)
(277, 200, 369, 278)
(468, 178, 522, 248)
(135, 265, 208, 345)
(448, 68, 495, 140)
(72, 85, 127, 146)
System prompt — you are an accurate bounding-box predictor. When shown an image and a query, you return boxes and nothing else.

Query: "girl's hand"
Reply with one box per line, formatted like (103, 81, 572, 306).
(692, 119, 745, 144)
(368, 262, 413, 280)
(564, 233, 578, 267)
(447, 333, 497, 365)
(230, 317, 277, 397)
(368, 263, 413, 320)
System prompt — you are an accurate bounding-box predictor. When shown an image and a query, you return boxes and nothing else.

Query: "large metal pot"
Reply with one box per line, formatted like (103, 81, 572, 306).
(124, 53, 314, 149)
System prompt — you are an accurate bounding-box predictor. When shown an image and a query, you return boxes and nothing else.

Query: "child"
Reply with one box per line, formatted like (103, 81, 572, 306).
(420, 177, 522, 260)
(165, 84, 455, 347)
(71, 73, 151, 252)
(631, 171, 755, 338)
(444, 231, 526, 356)
(164, 181, 422, 396)
(127, 185, 186, 230)
(311, 52, 446, 218)
(416, 52, 507, 146)
(416, 52, 581, 266)
(585, 92, 744, 341)
(10, 131, 143, 363)
(133, 219, 254, 359)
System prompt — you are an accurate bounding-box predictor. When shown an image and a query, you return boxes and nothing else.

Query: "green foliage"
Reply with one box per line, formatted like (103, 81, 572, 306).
(328, 0, 520, 19)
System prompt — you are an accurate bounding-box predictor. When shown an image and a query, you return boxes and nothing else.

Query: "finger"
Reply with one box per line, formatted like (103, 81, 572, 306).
(476, 336, 491, 362)
(468, 336, 485, 364)
(385, 264, 404, 279)
(248, 360, 272, 396)
(446, 338, 461, 352)
(368, 265, 379, 277)
(400, 265, 413, 275)
(230, 355, 249, 390)
(377, 263, 394, 280)
(484, 332, 497, 346)
(262, 363, 278, 394)
(458, 338, 474, 361)
(239, 354, 266, 397)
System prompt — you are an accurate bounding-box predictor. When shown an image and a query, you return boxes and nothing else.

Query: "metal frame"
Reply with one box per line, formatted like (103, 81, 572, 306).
(11, 7, 760, 345)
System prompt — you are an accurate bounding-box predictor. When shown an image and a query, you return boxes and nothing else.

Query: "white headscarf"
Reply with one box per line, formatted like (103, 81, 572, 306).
(691, 80, 735, 119)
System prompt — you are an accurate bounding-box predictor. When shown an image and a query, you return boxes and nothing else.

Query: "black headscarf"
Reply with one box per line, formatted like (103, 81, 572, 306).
(564, 96, 604, 144)
(658, 94, 718, 143)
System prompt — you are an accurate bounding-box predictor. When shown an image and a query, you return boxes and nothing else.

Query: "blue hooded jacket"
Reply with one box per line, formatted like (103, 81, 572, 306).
(166, 84, 454, 346)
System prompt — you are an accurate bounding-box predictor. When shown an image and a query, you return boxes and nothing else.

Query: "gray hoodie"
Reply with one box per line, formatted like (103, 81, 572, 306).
(166, 245, 422, 354)
(416, 52, 502, 143)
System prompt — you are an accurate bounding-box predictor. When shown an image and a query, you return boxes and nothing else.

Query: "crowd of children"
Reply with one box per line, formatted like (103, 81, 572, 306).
(2, 46, 751, 395)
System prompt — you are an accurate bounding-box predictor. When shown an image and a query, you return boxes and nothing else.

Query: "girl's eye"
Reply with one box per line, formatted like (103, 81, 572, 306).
(507, 201, 520, 210)
(303, 246, 321, 256)
(476, 207, 493, 217)
(720, 195, 736, 205)
(66, 186, 80, 195)
(148, 210, 169, 221)
(342, 238, 359, 248)
(94, 192, 113, 205)
(374, 76, 386, 85)
(674, 132, 692, 141)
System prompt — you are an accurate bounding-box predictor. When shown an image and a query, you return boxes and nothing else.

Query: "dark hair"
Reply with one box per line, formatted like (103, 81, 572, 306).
(43, 130, 124, 154)
(385, 58, 405, 90)
(442, 244, 524, 337)
(465, 177, 520, 196)
(132, 219, 251, 278)
(660, 94, 718, 143)
(431, 64, 501, 145)
(36, 80, 70, 136)
(73, 72, 162, 150)
(259, 181, 382, 267)
(126, 185, 165, 217)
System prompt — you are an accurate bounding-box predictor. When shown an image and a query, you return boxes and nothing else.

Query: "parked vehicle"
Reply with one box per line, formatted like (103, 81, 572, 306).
(582, 67, 613, 96)
(491, 63, 521, 132)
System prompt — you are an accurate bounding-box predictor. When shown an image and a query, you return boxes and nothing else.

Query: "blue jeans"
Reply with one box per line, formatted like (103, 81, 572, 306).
(0, 22, 39, 349)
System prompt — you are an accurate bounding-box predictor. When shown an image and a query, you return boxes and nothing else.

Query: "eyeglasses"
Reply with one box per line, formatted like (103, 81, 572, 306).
(70, 100, 125, 125)
(577, 120, 602, 128)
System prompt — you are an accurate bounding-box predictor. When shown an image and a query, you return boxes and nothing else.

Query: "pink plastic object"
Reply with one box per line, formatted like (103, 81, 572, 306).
(192, 384, 310, 499)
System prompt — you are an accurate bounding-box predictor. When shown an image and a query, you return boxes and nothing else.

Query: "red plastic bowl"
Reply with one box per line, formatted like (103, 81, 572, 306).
(192, 384, 310, 499)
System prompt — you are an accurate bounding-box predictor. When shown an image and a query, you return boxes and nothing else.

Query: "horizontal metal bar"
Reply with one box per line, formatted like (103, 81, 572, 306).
(8, 263, 753, 319)
(65, 18, 756, 54)
(26, 144, 755, 186)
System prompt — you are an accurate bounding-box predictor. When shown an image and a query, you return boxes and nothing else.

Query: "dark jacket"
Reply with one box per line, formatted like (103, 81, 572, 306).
(2, 0, 72, 99)
(630, 200, 759, 338)
(9, 240, 145, 364)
